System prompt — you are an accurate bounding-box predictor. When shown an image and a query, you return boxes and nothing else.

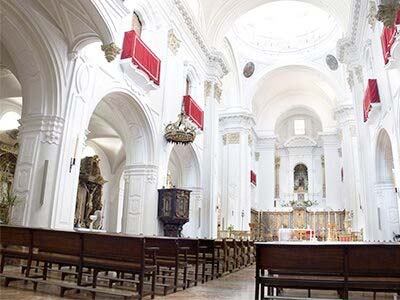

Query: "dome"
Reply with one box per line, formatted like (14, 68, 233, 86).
(232, 1, 342, 56)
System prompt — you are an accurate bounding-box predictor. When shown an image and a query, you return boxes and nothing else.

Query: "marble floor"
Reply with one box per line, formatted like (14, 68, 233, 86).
(0, 267, 397, 300)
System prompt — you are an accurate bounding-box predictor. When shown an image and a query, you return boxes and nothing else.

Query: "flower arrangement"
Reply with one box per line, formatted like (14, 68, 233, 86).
(281, 199, 318, 209)
(0, 187, 19, 224)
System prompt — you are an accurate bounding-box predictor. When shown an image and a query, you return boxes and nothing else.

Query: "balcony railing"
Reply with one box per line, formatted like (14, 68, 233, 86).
(121, 30, 161, 86)
(183, 95, 203, 130)
(363, 79, 380, 122)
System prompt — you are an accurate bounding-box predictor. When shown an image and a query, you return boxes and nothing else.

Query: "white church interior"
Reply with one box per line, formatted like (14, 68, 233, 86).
(0, 0, 399, 299)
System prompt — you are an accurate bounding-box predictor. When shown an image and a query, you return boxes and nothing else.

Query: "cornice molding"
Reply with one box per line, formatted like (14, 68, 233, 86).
(173, 0, 229, 78)
(337, 0, 366, 65)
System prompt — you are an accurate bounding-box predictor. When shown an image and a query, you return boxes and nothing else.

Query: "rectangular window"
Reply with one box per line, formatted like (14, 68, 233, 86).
(294, 119, 305, 135)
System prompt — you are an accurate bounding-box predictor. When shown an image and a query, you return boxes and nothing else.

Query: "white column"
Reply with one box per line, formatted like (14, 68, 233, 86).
(320, 132, 343, 209)
(335, 105, 363, 229)
(121, 164, 158, 235)
(202, 80, 221, 238)
(219, 113, 254, 231)
(256, 136, 276, 210)
(12, 115, 64, 227)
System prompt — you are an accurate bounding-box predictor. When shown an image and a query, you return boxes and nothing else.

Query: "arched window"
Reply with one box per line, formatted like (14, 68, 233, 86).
(185, 76, 192, 96)
(132, 12, 143, 37)
(0, 111, 20, 130)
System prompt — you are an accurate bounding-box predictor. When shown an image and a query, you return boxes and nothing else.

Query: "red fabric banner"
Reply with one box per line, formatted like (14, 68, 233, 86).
(121, 30, 161, 85)
(363, 79, 380, 122)
(183, 95, 204, 130)
(381, 26, 397, 64)
(250, 171, 257, 186)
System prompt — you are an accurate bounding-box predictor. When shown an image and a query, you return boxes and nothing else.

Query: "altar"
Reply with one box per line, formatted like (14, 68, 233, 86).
(250, 207, 362, 242)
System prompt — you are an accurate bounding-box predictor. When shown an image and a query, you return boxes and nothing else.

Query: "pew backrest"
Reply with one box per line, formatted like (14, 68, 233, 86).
(32, 228, 81, 256)
(256, 243, 345, 276)
(83, 232, 144, 263)
(0, 225, 31, 248)
(347, 244, 400, 277)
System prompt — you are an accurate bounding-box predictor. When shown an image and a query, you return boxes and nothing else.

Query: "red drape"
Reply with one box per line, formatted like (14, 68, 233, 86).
(381, 11, 400, 64)
(183, 95, 204, 130)
(250, 171, 257, 186)
(363, 79, 380, 122)
(121, 30, 161, 85)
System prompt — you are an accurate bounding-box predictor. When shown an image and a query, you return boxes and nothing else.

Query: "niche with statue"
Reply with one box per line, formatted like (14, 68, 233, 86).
(74, 155, 107, 229)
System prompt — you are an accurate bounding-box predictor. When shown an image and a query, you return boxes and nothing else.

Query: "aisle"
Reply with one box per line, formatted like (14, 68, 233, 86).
(0, 267, 396, 300)
(159, 267, 255, 300)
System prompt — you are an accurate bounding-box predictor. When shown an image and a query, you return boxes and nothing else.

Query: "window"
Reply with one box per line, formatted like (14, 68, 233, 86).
(185, 76, 192, 96)
(294, 119, 305, 135)
(132, 12, 142, 37)
(0, 111, 20, 130)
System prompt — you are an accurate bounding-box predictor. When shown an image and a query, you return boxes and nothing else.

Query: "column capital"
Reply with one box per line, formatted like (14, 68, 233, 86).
(334, 105, 356, 125)
(19, 115, 64, 145)
(319, 131, 340, 147)
(124, 164, 158, 183)
(219, 111, 255, 131)
(256, 135, 277, 151)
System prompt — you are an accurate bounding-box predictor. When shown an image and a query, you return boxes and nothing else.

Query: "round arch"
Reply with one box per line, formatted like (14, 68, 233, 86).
(0, 1, 62, 116)
(373, 128, 400, 241)
(87, 87, 156, 165)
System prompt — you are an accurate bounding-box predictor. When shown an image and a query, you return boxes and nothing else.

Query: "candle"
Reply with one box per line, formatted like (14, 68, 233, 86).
(328, 210, 331, 224)
(334, 212, 337, 226)
(313, 211, 316, 237)
(73, 136, 79, 158)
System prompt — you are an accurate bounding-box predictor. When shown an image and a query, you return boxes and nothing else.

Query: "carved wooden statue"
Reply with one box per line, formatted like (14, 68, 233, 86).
(74, 155, 106, 228)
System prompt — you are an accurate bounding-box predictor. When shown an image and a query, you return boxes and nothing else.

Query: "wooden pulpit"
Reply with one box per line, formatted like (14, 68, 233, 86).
(158, 188, 191, 237)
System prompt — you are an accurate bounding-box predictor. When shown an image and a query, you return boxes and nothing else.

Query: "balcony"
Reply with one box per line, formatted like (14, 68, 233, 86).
(120, 30, 161, 92)
(363, 79, 381, 123)
(183, 95, 204, 130)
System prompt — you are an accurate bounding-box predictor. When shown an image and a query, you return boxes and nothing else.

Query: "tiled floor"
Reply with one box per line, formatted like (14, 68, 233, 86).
(0, 267, 397, 300)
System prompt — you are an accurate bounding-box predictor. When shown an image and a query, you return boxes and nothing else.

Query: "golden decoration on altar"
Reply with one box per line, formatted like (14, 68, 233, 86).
(164, 112, 196, 145)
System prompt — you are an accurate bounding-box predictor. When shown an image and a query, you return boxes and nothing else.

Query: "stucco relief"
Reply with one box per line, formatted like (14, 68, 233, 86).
(223, 133, 240, 145)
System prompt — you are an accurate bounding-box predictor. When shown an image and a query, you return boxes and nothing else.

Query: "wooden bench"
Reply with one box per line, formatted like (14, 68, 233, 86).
(347, 244, 400, 295)
(0, 225, 32, 274)
(82, 232, 157, 300)
(199, 238, 216, 281)
(255, 242, 400, 300)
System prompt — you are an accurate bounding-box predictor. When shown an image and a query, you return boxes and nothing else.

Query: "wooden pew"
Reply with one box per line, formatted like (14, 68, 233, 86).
(255, 242, 347, 300)
(178, 238, 202, 287)
(145, 236, 185, 294)
(30, 228, 82, 284)
(347, 244, 400, 294)
(0, 225, 32, 274)
(82, 232, 157, 300)
(199, 238, 216, 281)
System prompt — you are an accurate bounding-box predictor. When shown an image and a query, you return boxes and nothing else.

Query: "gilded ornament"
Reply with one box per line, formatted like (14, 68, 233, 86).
(101, 42, 121, 62)
(376, 1, 400, 28)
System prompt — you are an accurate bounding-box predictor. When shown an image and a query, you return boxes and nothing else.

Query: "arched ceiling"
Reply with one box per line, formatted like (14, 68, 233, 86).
(253, 65, 338, 133)
(186, 0, 350, 47)
(253, 65, 337, 114)
(88, 100, 126, 174)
